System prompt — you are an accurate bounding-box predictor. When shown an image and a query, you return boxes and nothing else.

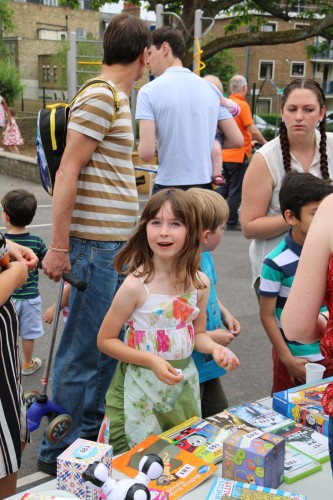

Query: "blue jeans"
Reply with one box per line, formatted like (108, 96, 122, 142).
(218, 156, 249, 225)
(38, 237, 125, 463)
(329, 416, 333, 475)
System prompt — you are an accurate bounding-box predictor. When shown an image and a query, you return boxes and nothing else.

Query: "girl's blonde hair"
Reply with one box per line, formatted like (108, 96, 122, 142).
(187, 188, 229, 231)
(114, 189, 205, 291)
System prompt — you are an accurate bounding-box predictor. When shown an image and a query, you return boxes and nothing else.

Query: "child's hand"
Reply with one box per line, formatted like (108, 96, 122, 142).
(212, 344, 240, 371)
(223, 312, 241, 337)
(43, 305, 55, 324)
(283, 356, 308, 385)
(150, 356, 184, 385)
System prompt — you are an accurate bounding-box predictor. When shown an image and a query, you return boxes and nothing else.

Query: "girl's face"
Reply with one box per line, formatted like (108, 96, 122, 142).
(146, 201, 187, 259)
(281, 88, 326, 138)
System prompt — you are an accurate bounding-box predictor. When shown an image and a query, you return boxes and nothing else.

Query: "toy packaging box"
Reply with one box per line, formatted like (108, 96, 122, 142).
(272, 376, 333, 437)
(57, 438, 113, 499)
(222, 427, 285, 489)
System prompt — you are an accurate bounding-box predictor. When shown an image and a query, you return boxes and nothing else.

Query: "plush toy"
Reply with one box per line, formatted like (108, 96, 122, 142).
(83, 453, 164, 500)
(0, 232, 10, 270)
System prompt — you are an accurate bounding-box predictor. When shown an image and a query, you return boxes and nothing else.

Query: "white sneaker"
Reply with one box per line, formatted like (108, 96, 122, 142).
(22, 357, 42, 375)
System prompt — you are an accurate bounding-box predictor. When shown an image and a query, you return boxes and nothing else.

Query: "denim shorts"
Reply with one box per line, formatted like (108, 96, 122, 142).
(13, 296, 44, 340)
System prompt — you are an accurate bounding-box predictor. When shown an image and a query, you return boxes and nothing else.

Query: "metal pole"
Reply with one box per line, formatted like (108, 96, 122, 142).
(67, 32, 77, 99)
(156, 4, 164, 29)
(193, 9, 203, 73)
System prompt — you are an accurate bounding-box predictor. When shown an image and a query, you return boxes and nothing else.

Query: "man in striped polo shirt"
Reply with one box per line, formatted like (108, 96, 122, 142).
(38, 14, 152, 475)
(259, 172, 333, 396)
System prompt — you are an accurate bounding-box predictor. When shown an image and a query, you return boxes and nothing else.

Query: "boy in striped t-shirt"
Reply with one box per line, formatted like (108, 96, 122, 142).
(259, 172, 333, 394)
(1, 189, 47, 375)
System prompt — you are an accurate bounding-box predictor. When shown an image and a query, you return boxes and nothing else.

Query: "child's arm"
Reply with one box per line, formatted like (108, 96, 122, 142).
(0, 261, 28, 305)
(8, 240, 39, 270)
(220, 97, 240, 118)
(97, 275, 183, 385)
(260, 295, 307, 384)
(2, 97, 12, 124)
(44, 283, 71, 324)
(219, 299, 241, 336)
(193, 274, 240, 371)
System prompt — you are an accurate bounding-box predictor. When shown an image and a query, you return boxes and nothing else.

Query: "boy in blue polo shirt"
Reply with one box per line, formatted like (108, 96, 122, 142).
(188, 188, 241, 417)
(259, 172, 333, 394)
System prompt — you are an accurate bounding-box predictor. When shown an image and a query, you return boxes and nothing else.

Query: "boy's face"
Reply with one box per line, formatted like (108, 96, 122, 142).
(289, 201, 322, 244)
(201, 224, 225, 252)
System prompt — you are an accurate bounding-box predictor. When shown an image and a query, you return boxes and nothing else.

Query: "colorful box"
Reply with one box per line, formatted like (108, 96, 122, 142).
(272, 376, 333, 437)
(222, 428, 285, 489)
(57, 438, 113, 499)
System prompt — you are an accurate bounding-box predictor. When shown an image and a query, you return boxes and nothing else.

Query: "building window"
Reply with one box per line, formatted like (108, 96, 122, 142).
(291, 62, 305, 77)
(43, 0, 58, 5)
(294, 23, 309, 30)
(291, 1, 304, 12)
(259, 61, 274, 80)
(53, 66, 58, 82)
(76, 28, 85, 40)
(42, 65, 51, 81)
(257, 99, 271, 114)
(263, 22, 277, 32)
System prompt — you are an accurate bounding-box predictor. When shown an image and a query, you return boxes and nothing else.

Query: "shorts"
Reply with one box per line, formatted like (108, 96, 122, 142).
(13, 296, 44, 340)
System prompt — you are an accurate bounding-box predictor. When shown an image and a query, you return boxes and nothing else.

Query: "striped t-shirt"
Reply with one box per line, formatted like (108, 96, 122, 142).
(5, 232, 47, 300)
(259, 229, 325, 360)
(68, 80, 139, 241)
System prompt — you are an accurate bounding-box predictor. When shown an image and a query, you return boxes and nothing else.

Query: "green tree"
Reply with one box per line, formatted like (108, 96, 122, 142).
(202, 50, 236, 92)
(0, 0, 15, 58)
(0, 62, 23, 104)
(58, 1, 333, 67)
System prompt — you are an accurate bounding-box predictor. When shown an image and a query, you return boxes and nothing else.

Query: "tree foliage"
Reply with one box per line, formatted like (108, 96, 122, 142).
(0, 0, 15, 58)
(0, 61, 23, 104)
(59, 1, 333, 67)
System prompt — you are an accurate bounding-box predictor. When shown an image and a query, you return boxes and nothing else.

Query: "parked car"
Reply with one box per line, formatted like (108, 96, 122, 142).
(253, 114, 274, 132)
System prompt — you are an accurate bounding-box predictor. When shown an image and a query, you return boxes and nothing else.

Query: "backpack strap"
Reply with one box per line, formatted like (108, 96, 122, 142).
(69, 78, 120, 124)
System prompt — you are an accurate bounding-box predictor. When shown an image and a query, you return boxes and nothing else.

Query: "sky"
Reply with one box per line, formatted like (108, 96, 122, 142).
(100, 1, 156, 21)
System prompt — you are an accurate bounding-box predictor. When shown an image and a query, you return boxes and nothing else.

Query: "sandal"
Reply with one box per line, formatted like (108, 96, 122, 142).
(212, 174, 226, 186)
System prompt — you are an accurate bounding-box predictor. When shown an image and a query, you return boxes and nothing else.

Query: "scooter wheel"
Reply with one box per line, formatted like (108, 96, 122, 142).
(24, 390, 39, 409)
(46, 414, 73, 442)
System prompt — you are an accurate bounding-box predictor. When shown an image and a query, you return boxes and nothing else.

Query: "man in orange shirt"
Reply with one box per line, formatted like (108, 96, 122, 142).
(220, 75, 266, 230)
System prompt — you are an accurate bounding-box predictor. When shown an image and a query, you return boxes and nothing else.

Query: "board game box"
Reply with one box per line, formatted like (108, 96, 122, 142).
(227, 401, 292, 432)
(272, 377, 333, 437)
(205, 477, 306, 499)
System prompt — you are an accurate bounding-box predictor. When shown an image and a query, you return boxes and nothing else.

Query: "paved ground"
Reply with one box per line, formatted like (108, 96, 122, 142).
(0, 172, 272, 492)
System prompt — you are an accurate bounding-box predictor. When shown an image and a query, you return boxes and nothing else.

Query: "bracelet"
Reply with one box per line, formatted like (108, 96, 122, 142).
(319, 313, 328, 321)
(49, 246, 69, 253)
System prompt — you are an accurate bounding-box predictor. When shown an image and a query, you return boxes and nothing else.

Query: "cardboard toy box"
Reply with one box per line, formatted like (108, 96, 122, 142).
(57, 438, 113, 499)
(222, 428, 285, 489)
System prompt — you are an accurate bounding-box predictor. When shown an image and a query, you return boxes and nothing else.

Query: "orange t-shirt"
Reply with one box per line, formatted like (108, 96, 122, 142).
(222, 93, 253, 163)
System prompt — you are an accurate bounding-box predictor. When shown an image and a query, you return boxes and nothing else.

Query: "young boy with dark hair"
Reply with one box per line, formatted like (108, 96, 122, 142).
(259, 172, 333, 393)
(1, 189, 47, 375)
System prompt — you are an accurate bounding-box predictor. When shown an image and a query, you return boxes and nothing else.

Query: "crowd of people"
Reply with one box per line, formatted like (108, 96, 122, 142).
(1, 12, 333, 498)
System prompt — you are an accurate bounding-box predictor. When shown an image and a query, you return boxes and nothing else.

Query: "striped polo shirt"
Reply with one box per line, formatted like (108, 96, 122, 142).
(5, 232, 47, 300)
(68, 80, 139, 241)
(259, 229, 325, 359)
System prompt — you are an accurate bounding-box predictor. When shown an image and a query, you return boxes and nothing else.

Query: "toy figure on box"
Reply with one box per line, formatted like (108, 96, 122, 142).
(83, 453, 164, 500)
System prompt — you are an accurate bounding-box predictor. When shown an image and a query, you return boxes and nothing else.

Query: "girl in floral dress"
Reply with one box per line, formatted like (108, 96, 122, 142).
(3, 108, 23, 154)
(97, 189, 240, 455)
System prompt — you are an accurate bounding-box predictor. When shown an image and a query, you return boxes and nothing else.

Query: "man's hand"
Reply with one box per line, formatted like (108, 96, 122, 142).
(42, 249, 71, 282)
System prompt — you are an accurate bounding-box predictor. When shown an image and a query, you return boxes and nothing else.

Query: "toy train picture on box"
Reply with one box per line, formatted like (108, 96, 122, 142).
(272, 377, 333, 437)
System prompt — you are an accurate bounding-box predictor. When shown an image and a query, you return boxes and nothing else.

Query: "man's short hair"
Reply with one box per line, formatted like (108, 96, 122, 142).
(229, 74, 247, 94)
(1, 189, 37, 227)
(103, 14, 151, 65)
(152, 27, 185, 60)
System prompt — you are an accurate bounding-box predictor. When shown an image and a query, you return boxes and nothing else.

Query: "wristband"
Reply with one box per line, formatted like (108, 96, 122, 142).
(319, 313, 328, 321)
(49, 246, 69, 253)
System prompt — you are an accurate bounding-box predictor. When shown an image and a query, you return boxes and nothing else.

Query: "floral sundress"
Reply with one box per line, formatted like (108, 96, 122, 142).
(105, 279, 201, 454)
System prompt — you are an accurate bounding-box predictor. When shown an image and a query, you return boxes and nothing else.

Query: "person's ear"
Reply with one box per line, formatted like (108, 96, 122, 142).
(201, 229, 210, 244)
(284, 209, 297, 226)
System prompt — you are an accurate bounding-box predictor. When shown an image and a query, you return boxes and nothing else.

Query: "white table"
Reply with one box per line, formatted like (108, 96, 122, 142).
(8, 398, 332, 500)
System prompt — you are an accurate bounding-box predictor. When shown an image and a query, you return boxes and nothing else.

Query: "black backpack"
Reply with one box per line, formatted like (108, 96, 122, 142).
(36, 79, 119, 195)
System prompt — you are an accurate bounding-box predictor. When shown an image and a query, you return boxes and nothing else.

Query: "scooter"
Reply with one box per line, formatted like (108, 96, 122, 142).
(24, 273, 87, 442)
